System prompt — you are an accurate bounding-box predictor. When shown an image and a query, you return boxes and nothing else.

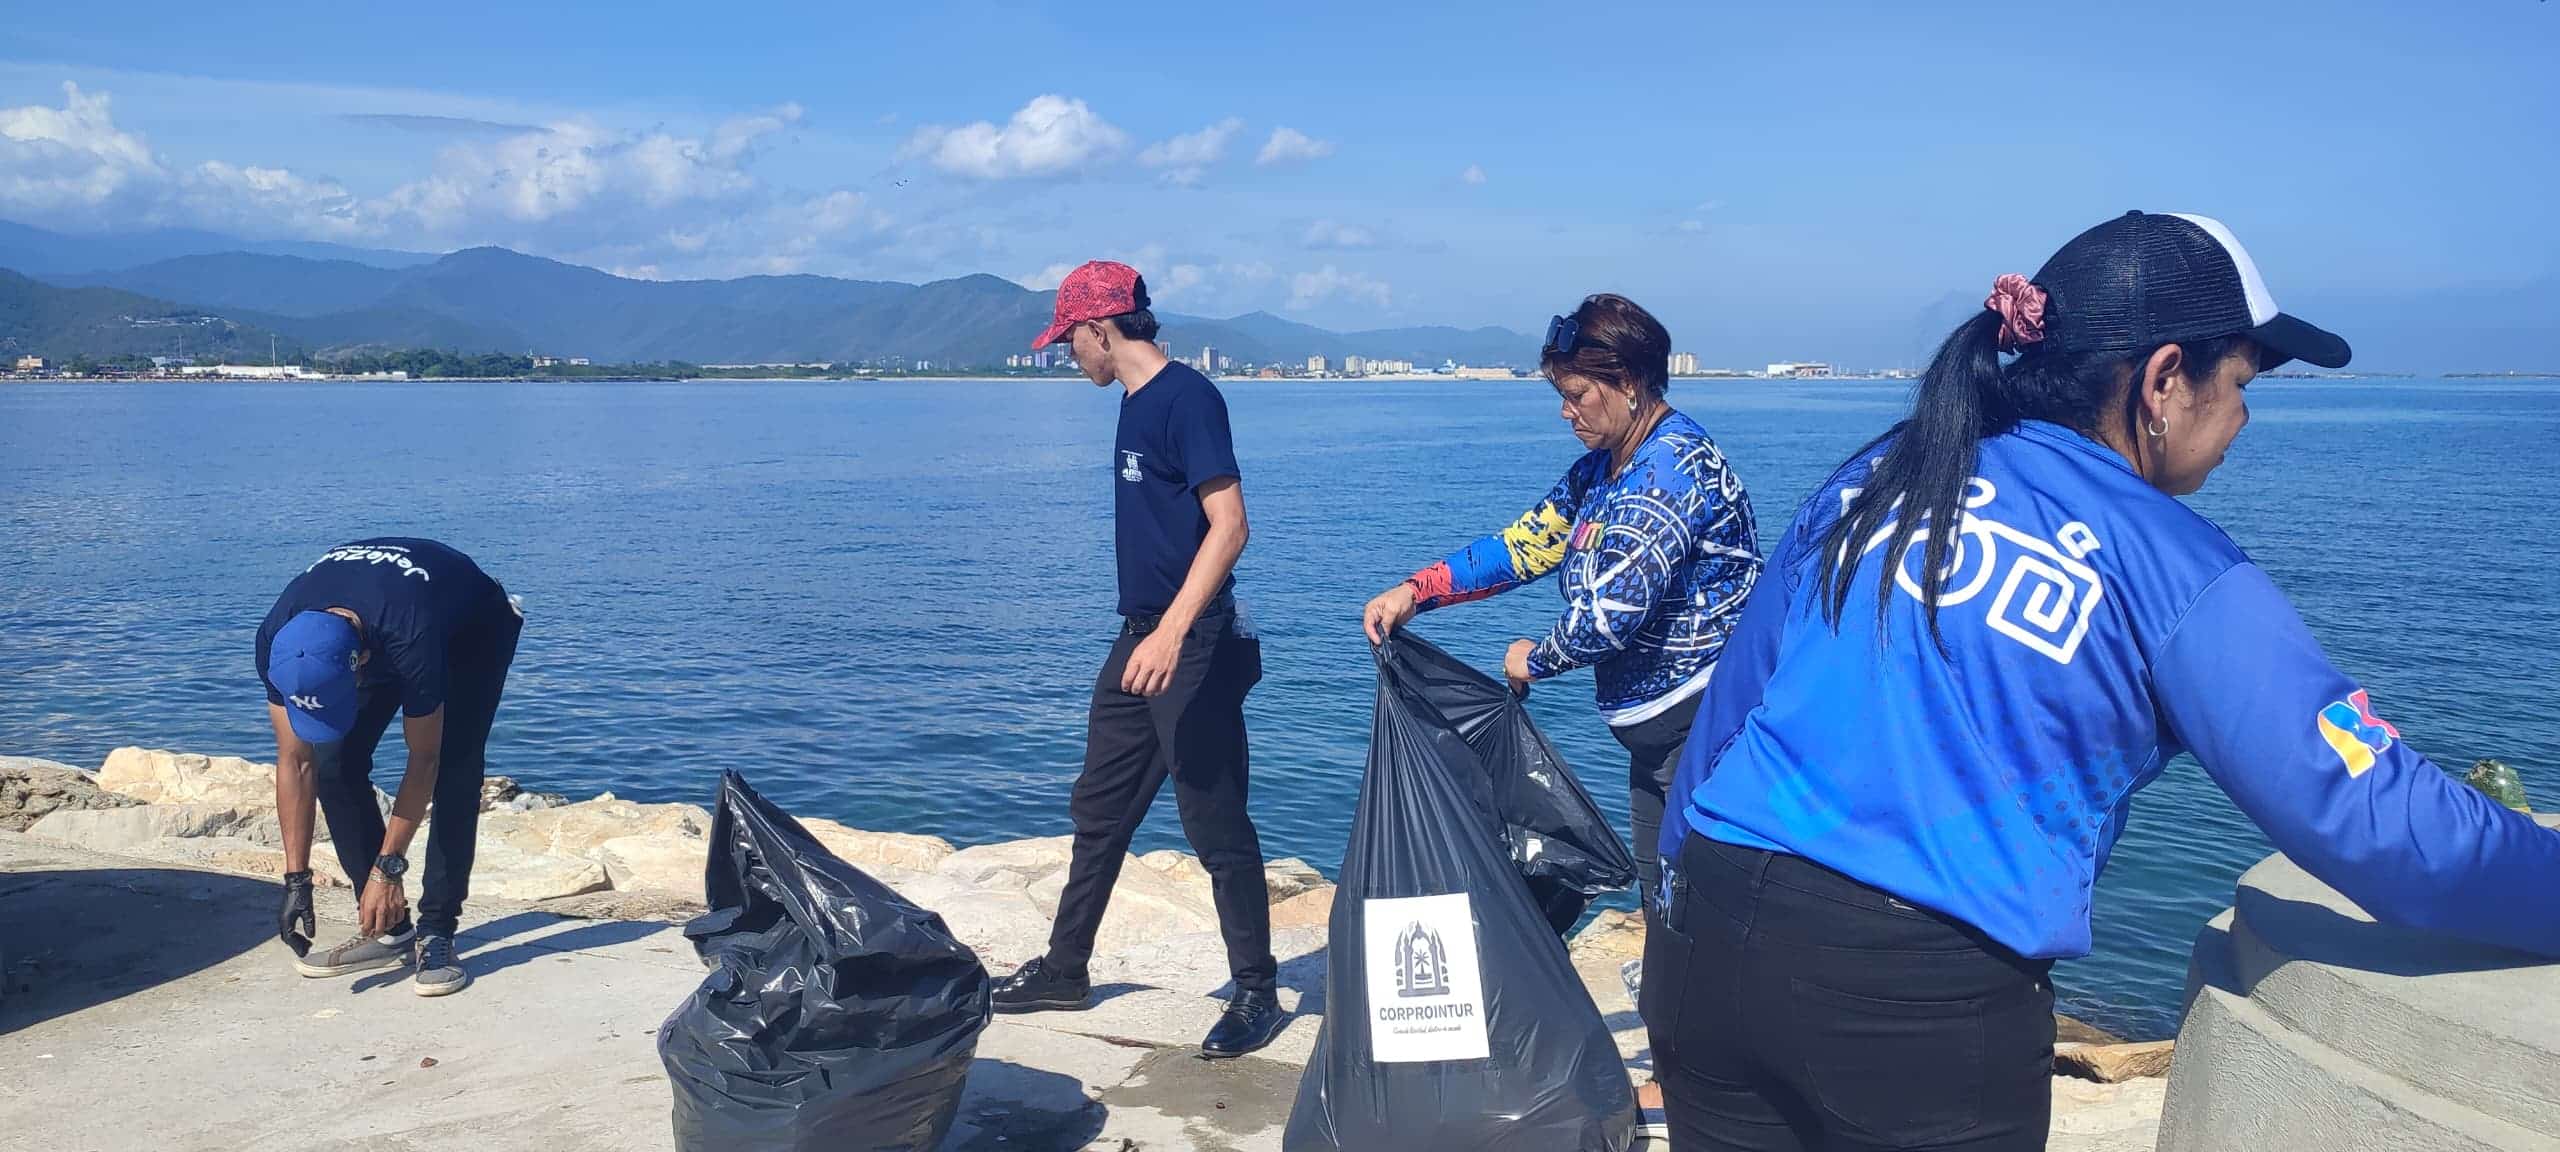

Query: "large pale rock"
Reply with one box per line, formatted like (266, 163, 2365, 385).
(1571, 907, 1646, 962)
(1027, 852, 1218, 953)
(2055, 1040, 2176, 1083)
(936, 835, 1076, 889)
(801, 818, 954, 873)
(1270, 885, 1335, 931)
(96, 747, 277, 808)
(1139, 848, 1212, 889)
(477, 797, 711, 863)
(446, 835, 610, 901)
(1, 758, 141, 832)
(594, 834, 709, 898)
(1263, 857, 1327, 902)
(28, 803, 282, 852)
(536, 888, 703, 924)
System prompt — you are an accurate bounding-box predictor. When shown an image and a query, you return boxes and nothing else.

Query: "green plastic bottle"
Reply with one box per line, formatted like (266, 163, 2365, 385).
(2466, 759, 2532, 813)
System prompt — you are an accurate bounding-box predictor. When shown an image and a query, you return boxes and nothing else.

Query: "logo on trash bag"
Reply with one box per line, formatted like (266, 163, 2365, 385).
(1393, 921, 1449, 998)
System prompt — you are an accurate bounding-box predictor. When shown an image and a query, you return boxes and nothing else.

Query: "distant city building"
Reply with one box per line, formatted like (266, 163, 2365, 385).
(1765, 361, 1835, 378)
(568, 357, 590, 366)
(178, 364, 306, 379)
(1669, 352, 1700, 376)
(1307, 355, 1328, 375)
(1199, 345, 1219, 375)
(1453, 366, 1517, 380)
(915, 359, 933, 371)
(1216, 355, 1234, 373)
(1257, 366, 1283, 379)
(1343, 355, 1367, 376)
(13, 355, 46, 372)
(532, 355, 560, 368)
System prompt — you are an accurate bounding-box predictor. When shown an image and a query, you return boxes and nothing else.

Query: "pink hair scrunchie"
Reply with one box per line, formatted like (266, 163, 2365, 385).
(1985, 273, 2048, 351)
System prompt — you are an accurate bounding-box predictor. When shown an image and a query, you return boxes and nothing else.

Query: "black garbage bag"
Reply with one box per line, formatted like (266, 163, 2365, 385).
(659, 771, 991, 1152)
(1381, 630, 1637, 934)
(1283, 636, 1636, 1152)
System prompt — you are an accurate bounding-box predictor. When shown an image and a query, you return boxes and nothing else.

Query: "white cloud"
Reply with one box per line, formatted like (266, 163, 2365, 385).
(1461, 164, 1487, 185)
(1256, 127, 1334, 167)
(1677, 219, 1706, 233)
(1289, 264, 1391, 310)
(1301, 218, 1375, 249)
(903, 95, 1128, 180)
(1138, 117, 1243, 186)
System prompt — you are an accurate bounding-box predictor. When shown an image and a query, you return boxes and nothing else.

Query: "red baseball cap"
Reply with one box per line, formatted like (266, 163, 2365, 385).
(1031, 260, 1147, 349)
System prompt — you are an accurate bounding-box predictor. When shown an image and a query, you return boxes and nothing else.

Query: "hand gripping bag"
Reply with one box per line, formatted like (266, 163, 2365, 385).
(1283, 636, 1636, 1152)
(659, 771, 992, 1152)
(1381, 630, 1638, 934)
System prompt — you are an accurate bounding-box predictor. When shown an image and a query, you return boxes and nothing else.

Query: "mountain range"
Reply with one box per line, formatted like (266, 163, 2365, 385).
(0, 220, 1536, 370)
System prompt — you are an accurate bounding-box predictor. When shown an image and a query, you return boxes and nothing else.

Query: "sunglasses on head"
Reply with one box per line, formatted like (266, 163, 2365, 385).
(1544, 315, 1581, 357)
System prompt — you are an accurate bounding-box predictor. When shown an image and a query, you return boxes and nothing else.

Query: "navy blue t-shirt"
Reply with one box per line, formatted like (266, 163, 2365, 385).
(255, 538, 501, 717)
(1113, 363, 1240, 617)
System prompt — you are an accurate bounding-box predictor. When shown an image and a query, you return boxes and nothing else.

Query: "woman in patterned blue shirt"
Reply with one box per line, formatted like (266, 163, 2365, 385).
(1362, 292, 1763, 909)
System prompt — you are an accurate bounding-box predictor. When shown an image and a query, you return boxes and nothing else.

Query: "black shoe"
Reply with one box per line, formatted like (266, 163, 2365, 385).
(1200, 987, 1286, 1059)
(992, 956, 1092, 1013)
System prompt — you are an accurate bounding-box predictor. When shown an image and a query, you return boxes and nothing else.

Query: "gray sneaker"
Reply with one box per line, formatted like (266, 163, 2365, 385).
(413, 934, 470, 998)
(295, 924, 416, 978)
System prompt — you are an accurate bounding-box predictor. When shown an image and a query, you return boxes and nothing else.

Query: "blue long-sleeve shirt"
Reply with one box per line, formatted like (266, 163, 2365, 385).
(1669, 419, 2560, 960)
(1405, 410, 1761, 723)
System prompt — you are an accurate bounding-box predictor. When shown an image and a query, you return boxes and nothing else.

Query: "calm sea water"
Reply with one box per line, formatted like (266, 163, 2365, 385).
(4, 376, 2554, 1038)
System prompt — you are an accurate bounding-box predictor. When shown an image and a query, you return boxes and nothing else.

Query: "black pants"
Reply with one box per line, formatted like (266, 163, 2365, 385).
(1643, 834, 2056, 1151)
(313, 594, 521, 940)
(1610, 692, 1700, 916)
(1046, 605, 1276, 992)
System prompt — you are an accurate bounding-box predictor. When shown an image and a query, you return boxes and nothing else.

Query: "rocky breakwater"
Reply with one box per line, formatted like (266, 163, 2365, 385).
(7, 747, 1344, 967)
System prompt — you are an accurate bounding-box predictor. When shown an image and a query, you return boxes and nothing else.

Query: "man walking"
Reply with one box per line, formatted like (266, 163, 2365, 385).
(993, 261, 1285, 1058)
(258, 537, 520, 997)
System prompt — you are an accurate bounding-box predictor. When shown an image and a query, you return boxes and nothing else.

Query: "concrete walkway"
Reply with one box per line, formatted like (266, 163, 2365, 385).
(0, 832, 1303, 1152)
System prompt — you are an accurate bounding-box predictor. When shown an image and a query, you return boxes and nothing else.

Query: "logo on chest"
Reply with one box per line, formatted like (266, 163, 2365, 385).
(1120, 450, 1144, 482)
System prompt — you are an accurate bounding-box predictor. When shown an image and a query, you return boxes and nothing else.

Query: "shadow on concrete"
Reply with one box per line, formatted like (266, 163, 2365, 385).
(341, 915, 673, 994)
(1087, 980, 1152, 1009)
(0, 867, 275, 1036)
(2232, 891, 2554, 983)
(944, 1058, 1108, 1151)
(1215, 944, 1328, 1018)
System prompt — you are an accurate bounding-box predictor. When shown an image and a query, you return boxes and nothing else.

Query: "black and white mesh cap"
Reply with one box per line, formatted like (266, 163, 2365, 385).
(2031, 211, 2351, 370)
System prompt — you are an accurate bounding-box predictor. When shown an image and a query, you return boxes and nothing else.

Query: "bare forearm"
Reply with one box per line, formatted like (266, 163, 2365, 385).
(381, 747, 437, 857)
(1159, 517, 1247, 634)
(275, 752, 317, 873)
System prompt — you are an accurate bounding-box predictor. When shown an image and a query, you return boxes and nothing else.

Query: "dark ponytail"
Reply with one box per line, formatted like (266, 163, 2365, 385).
(1815, 310, 2007, 643)
(1814, 312, 2248, 644)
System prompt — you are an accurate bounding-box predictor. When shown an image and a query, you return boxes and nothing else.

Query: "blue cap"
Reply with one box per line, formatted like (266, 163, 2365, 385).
(269, 611, 361, 744)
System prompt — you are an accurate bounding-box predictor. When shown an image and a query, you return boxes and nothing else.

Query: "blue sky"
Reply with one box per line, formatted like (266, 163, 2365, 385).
(3, 1, 2554, 366)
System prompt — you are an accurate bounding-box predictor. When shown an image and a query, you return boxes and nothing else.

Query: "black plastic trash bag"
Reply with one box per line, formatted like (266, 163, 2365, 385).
(1382, 630, 1637, 934)
(1283, 635, 1636, 1152)
(659, 771, 992, 1152)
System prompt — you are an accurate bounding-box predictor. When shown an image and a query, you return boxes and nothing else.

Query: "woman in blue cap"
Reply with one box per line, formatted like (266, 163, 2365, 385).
(1644, 211, 2560, 1150)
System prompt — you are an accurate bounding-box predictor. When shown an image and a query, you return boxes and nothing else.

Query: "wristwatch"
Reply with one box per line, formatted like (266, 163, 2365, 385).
(373, 853, 409, 882)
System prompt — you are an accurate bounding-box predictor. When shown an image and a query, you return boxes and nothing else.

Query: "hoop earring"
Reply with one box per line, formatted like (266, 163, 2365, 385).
(2146, 417, 2169, 438)
(1627, 396, 1638, 415)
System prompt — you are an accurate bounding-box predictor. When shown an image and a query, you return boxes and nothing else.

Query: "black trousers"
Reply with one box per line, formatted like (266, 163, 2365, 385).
(313, 594, 521, 940)
(1643, 834, 2056, 1152)
(1610, 692, 1700, 916)
(1046, 605, 1276, 992)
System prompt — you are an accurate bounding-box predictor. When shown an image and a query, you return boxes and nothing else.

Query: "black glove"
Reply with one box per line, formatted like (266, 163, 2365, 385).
(279, 871, 316, 957)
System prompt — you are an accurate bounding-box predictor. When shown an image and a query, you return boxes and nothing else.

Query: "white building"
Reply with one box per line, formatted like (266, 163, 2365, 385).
(1453, 366, 1517, 380)
(13, 355, 45, 372)
(1306, 355, 1328, 375)
(1765, 361, 1835, 378)
(1343, 355, 1368, 376)
(1199, 345, 1219, 374)
(1670, 352, 1700, 376)
(178, 364, 306, 379)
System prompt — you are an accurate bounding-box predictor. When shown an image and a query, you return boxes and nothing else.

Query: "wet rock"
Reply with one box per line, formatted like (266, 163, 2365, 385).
(2054, 1040, 2175, 1083)
(594, 834, 708, 898)
(96, 747, 278, 808)
(800, 818, 955, 873)
(1, 758, 142, 832)
(27, 803, 282, 851)
(480, 776, 569, 813)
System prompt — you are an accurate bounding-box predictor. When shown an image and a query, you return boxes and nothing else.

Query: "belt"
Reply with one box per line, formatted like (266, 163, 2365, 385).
(1123, 592, 1233, 636)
